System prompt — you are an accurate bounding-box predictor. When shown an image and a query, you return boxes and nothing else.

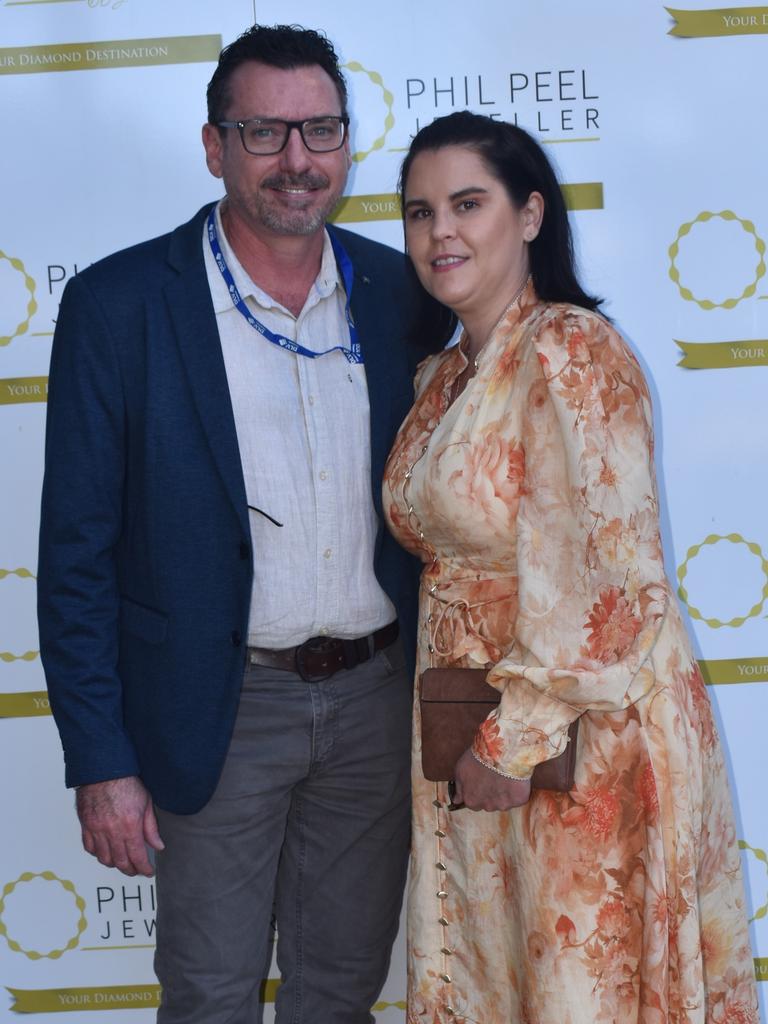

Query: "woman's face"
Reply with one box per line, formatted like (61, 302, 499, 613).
(403, 145, 541, 325)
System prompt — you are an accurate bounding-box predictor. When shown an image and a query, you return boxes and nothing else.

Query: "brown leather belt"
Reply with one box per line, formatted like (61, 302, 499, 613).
(247, 621, 399, 682)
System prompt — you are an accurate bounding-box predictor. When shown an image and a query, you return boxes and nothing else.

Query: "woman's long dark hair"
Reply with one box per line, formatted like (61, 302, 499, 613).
(399, 111, 603, 347)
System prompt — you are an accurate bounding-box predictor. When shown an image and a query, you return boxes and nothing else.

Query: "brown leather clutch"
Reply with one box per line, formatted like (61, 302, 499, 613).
(419, 667, 578, 790)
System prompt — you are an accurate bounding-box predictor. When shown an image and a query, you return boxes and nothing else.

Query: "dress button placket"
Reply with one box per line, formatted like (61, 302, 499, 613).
(402, 437, 456, 1011)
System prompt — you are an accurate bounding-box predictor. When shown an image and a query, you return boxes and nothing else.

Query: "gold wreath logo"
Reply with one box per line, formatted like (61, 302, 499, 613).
(343, 61, 395, 164)
(738, 840, 768, 924)
(0, 871, 87, 960)
(0, 568, 39, 662)
(0, 249, 37, 347)
(668, 210, 766, 310)
(677, 533, 768, 628)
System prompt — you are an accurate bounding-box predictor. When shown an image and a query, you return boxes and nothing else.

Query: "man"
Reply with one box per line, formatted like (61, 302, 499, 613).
(38, 24, 432, 1024)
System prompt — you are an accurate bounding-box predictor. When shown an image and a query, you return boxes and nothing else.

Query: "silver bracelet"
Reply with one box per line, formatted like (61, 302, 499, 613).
(471, 749, 530, 782)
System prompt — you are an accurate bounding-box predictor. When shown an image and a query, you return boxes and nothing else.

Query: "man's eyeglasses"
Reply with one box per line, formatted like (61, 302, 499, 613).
(217, 116, 350, 156)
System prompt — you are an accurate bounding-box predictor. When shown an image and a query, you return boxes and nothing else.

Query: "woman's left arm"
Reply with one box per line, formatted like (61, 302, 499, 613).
(471, 309, 669, 783)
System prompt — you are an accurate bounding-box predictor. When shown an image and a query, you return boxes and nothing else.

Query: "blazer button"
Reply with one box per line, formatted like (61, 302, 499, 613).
(239, 542, 250, 561)
(231, 630, 242, 647)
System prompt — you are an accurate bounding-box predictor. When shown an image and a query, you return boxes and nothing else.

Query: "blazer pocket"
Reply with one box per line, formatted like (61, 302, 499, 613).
(119, 596, 168, 646)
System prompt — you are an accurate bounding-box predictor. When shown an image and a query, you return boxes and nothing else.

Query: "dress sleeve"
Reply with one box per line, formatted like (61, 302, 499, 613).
(472, 308, 670, 779)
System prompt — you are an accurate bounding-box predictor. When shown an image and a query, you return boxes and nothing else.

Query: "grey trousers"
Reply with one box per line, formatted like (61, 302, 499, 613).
(153, 640, 411, 1024)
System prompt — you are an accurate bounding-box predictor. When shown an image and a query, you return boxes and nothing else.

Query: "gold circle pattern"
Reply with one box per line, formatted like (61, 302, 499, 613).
(668, 210, 766, 309)
(738, 840, 768, 924)
(0, 250, 38, 347)
(676, 533, 768, 628)
(0, 568, 39, 662)
(0, 871, 87, 960)
(343, 61, 395, 164)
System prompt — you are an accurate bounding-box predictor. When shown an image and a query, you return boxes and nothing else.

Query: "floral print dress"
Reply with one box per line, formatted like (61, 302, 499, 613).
(383, 284, 757, 1024)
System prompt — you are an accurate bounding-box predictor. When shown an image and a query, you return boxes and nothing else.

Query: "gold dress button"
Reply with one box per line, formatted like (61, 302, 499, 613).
(427, 643, 434, 653)
(445, 1006, 455, 1016)
(437, 890, 448, 899)
(435, 829, 446, 838)
(421, 444, 428, 454)
(441, 946, 454, 955)
(440, 973, 452, 983)
(433, 799, 442, 808)
(438, 916, 449, 926)
(436, 861, 447, 871)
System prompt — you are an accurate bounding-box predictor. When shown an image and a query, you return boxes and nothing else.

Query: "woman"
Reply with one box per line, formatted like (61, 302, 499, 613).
(383, 111, 757, 1024)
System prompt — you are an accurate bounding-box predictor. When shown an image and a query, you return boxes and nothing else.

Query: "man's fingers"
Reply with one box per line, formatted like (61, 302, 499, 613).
(121, 835, 152, 877)
(143, 802, 165, 853)
(75, 777, 158, 876)
(90, 830, 117, 869)
(81, 828, 97, 856)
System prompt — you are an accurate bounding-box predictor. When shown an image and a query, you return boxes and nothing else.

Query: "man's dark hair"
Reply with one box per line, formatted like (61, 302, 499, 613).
(398, 110, 602, 344)
(207, 24, 348, 124)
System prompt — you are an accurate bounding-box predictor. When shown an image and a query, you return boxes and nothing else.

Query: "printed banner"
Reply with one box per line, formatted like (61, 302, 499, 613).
(7, 986, 160, 1013)
(1, 3, 767, 1023)
(0, 35, 222, 75)
(699, 658, 768, 684)
(331, 184, 604, 224)
(676, 339, 768, 369)
(332, 194, 401, 224)
(666, 6, 768, 36)
(0, 692, 49, 717)
(0, 376, 48, 404)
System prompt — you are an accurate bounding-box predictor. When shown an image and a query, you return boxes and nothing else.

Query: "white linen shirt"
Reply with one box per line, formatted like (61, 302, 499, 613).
(203, 203, 396, 648)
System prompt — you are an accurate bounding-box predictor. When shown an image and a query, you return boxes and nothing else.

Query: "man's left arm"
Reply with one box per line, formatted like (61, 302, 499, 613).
(38, 272, 142, 788)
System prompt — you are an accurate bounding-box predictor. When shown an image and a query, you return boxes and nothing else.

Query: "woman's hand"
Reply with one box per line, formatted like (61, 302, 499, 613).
(452, 748, 531, 811)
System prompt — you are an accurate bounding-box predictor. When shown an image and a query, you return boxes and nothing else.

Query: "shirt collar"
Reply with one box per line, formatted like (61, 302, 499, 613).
(209, 200, 341, 317)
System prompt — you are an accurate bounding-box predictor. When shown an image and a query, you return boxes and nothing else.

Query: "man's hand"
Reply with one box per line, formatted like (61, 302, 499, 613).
(452, 749, 531, 811)
(76, 776, 164, 877)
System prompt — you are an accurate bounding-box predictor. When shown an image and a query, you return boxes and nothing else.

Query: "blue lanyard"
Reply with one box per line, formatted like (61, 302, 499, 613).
(207, 208, 362, 364)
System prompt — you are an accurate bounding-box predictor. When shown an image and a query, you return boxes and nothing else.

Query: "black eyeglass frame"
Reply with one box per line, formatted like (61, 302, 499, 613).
(216, 115, 350, 155)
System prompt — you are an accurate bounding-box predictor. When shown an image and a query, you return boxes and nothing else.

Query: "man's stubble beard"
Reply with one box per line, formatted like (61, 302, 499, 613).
(236, 172, 346, 237)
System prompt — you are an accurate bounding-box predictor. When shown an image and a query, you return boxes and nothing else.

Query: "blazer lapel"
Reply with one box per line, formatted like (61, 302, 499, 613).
(346, 258, 409, 523)
(164, 206, 249, 537)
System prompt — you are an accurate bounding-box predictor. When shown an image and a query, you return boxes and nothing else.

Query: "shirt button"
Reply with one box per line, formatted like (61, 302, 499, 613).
(323, 548, 332, 559)
(308, 395, 315, 405)
(230, 630, 242, 647)
(319, 470, 328, 481)
(319, 626, 329, 636)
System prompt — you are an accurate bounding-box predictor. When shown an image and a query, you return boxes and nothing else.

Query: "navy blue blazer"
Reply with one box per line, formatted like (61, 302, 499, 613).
(38, 204, 429, 814)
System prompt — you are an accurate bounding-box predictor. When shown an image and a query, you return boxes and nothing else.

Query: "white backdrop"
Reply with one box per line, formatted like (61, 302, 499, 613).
(1, 1, 767, 1020)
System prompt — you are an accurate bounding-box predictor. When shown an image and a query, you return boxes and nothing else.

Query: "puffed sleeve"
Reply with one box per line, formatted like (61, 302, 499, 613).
(472, 307, 669, 779)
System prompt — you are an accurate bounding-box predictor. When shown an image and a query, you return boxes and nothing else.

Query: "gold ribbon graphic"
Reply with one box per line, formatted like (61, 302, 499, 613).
(0, 35, 221, 76)
(699, 657, 768, 684)
(667, 6, 768, 36)
(0, 376, 48, 404)
(332, 184, 603, 224)
(8, 986, 160, 1013)
(676, 339, 768, 368)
